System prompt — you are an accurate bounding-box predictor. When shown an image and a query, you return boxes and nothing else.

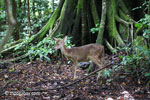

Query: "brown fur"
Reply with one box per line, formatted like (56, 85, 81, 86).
(54, 37, 105, 79)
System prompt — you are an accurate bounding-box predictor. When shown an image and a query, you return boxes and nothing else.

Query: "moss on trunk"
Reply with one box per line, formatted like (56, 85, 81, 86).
(106, 0, 125, 46)
(2, 0, 147, 61)
(96, 0, 106, 44)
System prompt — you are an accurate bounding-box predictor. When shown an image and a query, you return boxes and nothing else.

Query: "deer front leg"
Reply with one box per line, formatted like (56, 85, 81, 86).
(73, 61, 78, 80)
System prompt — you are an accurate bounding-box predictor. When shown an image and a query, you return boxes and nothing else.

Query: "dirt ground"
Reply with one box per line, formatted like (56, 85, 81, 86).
(0, 58, 150, 100)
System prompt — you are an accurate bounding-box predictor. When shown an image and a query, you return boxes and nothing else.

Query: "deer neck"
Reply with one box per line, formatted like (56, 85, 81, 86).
(60, 44, 69, 56)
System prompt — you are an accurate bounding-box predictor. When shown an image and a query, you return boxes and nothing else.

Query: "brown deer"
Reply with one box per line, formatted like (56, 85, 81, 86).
(54, 36, 105, 79)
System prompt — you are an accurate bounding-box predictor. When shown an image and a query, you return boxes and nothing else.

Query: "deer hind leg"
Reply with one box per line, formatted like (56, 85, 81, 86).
(90, 56, 104, 80)
(97, 58, 105, 79)
(90, 56, 102, 68)
(98, 57, 104, 68)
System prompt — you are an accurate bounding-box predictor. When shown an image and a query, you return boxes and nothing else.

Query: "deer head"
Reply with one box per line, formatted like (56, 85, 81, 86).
(54, 36, 67, 50)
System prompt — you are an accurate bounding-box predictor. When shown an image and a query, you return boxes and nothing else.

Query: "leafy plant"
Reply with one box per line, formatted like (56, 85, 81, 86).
(138, 14, 150, 40)
(27, 36, 55, 61)
(119, 8, 150, 79)
(104, 69, 112, 78)
(118, 43, 150, 78)
(27, 36, 74, 61)
(64, 36, 75, 48)
(90, 24, 99, 34)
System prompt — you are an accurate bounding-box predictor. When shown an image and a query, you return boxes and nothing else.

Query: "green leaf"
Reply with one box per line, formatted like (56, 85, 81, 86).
(104, 69, 111, 78)
(135, 23, 143, 29)
(144, 73, 150, 77)
(120, 76, 126, 78)
(26, 88, 32, 91)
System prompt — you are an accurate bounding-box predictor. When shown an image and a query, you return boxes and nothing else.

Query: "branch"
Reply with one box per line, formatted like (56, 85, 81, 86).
(25, 62, 117, 92)
(115, 15, 129, 26)
(49, 20, 60, 38)
(1, 53, 29, 63)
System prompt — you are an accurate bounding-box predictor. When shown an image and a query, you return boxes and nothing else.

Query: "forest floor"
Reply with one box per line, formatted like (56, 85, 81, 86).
(0, 56, 150, 100)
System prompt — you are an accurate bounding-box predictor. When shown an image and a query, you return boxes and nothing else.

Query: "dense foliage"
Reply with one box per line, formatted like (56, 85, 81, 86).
(0, 0, 150, 82)
(0, 0, 58, 40)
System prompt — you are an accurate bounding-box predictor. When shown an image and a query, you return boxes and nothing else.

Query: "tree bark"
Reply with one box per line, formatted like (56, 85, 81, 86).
(0, 0, 18, 52)
(96, 0, 106, 44)
(106, 0, 125, 46)
(90, 0, 100, 25)
(27, 0, 31, 35)
(2, 0, 147, 61)
(81, 0, 88, 45)
(12, 0, 20, 40)
(71, 0, 81, 44)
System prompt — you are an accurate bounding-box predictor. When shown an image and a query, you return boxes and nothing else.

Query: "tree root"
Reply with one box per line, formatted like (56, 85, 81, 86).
(105, 39, 117, 53)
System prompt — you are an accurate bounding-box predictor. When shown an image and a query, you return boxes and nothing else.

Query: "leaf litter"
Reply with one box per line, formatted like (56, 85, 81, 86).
(0, 55, 149, 100)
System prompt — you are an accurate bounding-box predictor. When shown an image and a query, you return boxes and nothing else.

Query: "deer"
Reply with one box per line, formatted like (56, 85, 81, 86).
(54, 36, 105, 80)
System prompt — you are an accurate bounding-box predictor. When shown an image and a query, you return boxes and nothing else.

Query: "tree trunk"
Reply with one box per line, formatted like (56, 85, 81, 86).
(96, 0, 106, 44)
(0, 0, 18, 52)
(1, 0, 148, 60)
(81, 0, 88, 45)
(27, 0, 31, 35)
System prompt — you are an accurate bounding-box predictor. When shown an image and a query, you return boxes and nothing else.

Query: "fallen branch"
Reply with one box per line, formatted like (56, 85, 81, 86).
(1, 53, 29, 63)
(25, 62, 116, 92)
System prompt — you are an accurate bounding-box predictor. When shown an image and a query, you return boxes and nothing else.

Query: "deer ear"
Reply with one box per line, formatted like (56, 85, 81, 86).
(54, 38, 58, 41)
(64, 36, 67, 41)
